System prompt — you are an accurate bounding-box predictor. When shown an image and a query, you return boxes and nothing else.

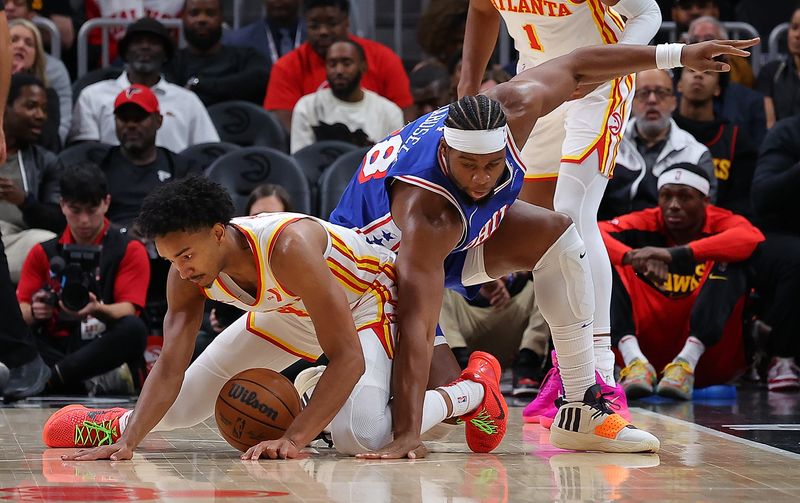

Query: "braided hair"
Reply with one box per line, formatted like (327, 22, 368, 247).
(444, 95, 506, 131)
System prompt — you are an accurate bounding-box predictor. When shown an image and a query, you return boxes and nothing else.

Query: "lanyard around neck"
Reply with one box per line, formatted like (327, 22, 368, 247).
(265, 23, 302, 64)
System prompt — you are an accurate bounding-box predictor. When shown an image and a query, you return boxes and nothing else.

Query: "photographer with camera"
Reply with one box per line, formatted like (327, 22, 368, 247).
(15, 164, 149, 395)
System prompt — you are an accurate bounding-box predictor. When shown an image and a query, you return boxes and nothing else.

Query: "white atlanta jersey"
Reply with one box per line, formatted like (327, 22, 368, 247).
(202, 212, 398, 359)
(493, 0, 625, 69)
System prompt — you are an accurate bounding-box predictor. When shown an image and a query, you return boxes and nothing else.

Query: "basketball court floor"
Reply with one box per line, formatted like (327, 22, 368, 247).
(1, 385, 799, 502)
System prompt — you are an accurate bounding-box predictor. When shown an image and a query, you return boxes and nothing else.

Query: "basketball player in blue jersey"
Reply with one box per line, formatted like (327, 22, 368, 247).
(331, 38, 756, 457)
(42, 177, 507, 459)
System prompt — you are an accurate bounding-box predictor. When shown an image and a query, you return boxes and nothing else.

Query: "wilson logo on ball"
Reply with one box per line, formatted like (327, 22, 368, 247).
(228, 384, 279, 420)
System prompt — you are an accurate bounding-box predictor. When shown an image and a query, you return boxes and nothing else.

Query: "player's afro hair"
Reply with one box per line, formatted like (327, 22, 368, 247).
(135, 176, 235, 239)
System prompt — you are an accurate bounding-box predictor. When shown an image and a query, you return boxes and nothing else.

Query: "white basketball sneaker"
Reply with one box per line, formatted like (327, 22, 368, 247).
(550, 384, 660, 453)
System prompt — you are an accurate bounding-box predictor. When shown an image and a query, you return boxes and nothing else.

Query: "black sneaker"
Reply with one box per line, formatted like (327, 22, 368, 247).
(512, 348, 542, 397)
(3, 354, 51, 402)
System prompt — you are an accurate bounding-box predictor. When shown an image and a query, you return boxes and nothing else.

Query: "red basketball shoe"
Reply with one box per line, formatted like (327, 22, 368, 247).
(458, 351, 508, 453)
(42, 404, 129, 448)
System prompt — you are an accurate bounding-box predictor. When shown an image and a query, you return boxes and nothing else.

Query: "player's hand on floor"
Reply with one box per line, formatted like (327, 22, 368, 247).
(681, 38, 759, 72)
(242, 438, 300, 460)
(355, 435, 428, 460)
(61, 442, 134, 461)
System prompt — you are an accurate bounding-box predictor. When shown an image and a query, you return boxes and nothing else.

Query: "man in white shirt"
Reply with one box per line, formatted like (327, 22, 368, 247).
(290, 40, 403, 153)
(69, 17, 219, 152)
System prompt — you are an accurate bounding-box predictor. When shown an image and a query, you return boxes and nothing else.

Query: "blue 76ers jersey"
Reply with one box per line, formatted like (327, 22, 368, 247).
(330, 106, 525, 297)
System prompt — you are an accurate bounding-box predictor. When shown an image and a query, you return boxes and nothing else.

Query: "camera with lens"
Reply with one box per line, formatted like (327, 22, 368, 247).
(48, 244, 102, 312)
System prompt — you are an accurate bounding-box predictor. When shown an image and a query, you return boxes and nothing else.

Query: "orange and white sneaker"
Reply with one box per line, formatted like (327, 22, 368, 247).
(42, 404, 129, 448)
(458, 351, 508, 453)
(550, 384, 659, 453)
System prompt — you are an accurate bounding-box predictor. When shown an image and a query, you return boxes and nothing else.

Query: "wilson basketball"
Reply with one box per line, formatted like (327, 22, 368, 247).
(215, 368, 303, 452)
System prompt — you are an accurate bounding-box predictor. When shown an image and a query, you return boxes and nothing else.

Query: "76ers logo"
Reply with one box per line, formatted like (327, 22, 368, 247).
(358, 135, 403, 183)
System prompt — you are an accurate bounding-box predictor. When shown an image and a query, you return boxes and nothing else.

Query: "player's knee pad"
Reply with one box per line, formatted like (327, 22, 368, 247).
(533, 224, 595, 329)
(329, 386, 392, 455)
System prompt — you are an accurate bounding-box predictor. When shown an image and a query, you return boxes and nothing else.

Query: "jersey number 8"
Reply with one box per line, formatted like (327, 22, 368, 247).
(358, 135, 403, 183)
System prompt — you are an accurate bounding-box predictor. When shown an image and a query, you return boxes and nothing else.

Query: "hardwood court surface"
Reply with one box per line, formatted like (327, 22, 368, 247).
(2, 389, 799, 502)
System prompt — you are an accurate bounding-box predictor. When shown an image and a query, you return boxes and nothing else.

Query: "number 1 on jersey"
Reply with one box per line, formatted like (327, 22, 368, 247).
(522, 24, 543, 52)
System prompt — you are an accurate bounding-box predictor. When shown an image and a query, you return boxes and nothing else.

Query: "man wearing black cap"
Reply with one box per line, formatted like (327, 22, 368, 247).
(68, 17, 219, 152)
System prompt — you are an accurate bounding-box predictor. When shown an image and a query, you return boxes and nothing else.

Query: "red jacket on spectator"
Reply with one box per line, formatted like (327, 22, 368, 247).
(264, 35, 413, 112)
(600, 205, 764, 386)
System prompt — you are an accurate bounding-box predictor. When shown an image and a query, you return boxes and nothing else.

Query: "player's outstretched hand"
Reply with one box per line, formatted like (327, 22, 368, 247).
(681, 38, 759, 72)
(242, 437, 301, 460)
(355, 434, 428, 460)
(61, 442, 134, 461)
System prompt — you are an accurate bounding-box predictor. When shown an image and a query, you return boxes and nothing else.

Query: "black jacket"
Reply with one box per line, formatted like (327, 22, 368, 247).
(751, 115, 800, 234)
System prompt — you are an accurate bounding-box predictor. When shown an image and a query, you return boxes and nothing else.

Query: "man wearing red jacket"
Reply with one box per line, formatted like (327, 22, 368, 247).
(600, 162, 764, 400)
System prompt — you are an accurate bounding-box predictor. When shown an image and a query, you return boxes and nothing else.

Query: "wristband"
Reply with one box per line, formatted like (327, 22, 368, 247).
(655, 43, 685, 69)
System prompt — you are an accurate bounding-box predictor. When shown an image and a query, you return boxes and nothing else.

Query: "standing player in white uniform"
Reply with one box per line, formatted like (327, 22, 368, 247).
(41, 176, 507, 459)
(458, 0, 663, 424)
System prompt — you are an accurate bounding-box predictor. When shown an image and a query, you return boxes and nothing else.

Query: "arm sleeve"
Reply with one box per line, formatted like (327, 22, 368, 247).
(47, 58, 72, 143)
(16, 244, 50, 304)
(598, 210, 661, 264)
(687, 210, 765, 262)
(614, 0, 662, 45)
(112, 240, 150, 309)
(68, 88, 101, 143)
(264, 58, 302, 111)
(751, 121, 800, 218)
(22, 155, 66, 233)
(289, 96, 316, 154)
(195, 49, 270, 105)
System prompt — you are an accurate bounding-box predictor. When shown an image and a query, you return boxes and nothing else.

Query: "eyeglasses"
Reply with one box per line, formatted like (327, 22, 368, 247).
(634, 87, 674, 102)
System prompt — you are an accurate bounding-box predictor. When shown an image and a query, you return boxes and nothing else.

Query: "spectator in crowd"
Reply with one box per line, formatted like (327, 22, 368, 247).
(92, 85, 201, 230)
(409, 63, 451, 120)
(165, 0, 269, 106)
(9, 19, 62, 150)
(602, 163, 764, 400)
(0, 9, 51, 401)
(69, 18, 219, 152)
(674, 66, 758, 218)
(5, 6, 71, 142)
(223, 0, 305, 72)
(246, 183, 293, 215)
(599, 69, 715, 220)
(440, 273, 549, 397)
(1, 74, 63, 283)
(684, 16, 767, 144)
(416, 0, 467, 66)
(687, 16, 754, 88)
(5, 0, 75, 51)
(671, 0, 720, 35)
(290, 40, 403, 153)
(16, 164, 149, 395)
(264, 0, 412, 133)
(84, 0, 183, 67)
(757, 6, 800, 127)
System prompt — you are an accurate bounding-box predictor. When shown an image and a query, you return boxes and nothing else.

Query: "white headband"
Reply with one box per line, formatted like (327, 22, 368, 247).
(657, 168, 710, 196)
(443, 126, 507, 154)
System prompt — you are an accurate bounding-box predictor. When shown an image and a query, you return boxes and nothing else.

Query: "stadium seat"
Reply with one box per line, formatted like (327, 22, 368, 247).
(205, 146, 311, 215)
(317, 147, 368, 219)
(207, 101, 288, 151)
(293, 141, 358, 215)
(180, 142, 242, 172)
(56, 141, 113, 168)
(71, 68, 123, 105)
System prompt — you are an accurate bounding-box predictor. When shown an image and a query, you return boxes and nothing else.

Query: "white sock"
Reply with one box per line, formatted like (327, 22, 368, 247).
(552, 320, 596, 403)
(676, 336, 705, 371)
(593, 335, 616, 386)
(420, 390, 450, 434)
(119, 409, 133, 433)
(618, 335, 648, 366)
(437, 379, 484, 417)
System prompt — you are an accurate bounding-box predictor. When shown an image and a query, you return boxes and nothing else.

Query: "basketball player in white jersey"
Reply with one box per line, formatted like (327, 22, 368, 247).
(458, 0, 663, 423)
(42, 176, 508, 459)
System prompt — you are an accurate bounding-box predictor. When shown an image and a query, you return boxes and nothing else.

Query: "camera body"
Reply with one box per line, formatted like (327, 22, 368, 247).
(48, 244, 103, 312)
